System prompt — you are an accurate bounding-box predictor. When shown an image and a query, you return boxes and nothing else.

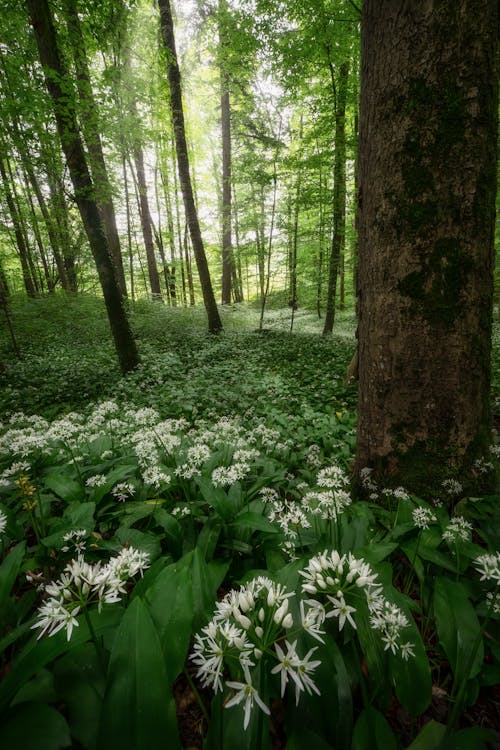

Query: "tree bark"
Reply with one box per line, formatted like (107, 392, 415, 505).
(158, 0, 222, 332)
(355, 0, 498, 497)
(323, 60, 349, 334)
(219, 0, 233, 305)
(0, 158, 37, 298)
(26, 0, 139, 374)
(64, 0, 128, 298)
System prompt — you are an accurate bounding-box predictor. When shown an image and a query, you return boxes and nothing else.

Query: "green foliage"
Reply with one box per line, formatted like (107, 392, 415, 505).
(0, 298, 498, 748)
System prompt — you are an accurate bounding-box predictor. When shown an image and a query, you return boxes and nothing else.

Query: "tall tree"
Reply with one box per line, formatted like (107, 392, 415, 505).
(158, 0, 222, 333)
(323, 60, 349, 334)
(219, 0, 233, 305)
(64, 0, 128, 297)
(26, 0, 139, 374)
(355, 0, 498, 497)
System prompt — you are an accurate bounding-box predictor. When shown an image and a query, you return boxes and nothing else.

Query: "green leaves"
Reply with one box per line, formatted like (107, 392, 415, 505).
(98, 597, 181, 750)
(0, 703, 71, 750)
(434, 577, 484, 686)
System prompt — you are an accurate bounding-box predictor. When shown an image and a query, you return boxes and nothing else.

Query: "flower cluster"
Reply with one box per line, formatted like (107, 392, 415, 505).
(111, 482, 135, 502)
(265, 464, 351, 557)
(0, 508, 7, 536)
(299, 550, 415, 658)
(32, 547, 149, 641)
(191, 576, 321, 728)
(442, 516, 472, 544)
(474, 552, 500, 585)
(412, 506, 437, 530)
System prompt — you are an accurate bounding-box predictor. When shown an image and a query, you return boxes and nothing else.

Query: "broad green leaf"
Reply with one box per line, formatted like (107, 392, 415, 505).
(434, 577, 484, 686)
(387, 589, 431, 716)
(0, 607, 123, 714)
(145, 556, 194, 683)
(190, 547, 229, 630)
(0, 702, 71, 750)
(406, 720, 446, 750)
(351, 707, 398, 750)
(53, 644, 105, 750)
(440, 727, 496, 750)
(196, 476, 236, 520)
(0, 541, 25, 608)
(286, 727, 334, 750)
(98, 597, 181, 750)
(42, 473, 84, 503)
(114, 527, 161, 561)
(231, 511, 279, 534)
(154, 508, 183, 556)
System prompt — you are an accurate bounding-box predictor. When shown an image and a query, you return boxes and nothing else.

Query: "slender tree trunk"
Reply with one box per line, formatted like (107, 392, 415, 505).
(64, 0, 127, 297)
(158, 0, 222, 332)
(122, 152, 135, 301)
(27, 0, 139, 374)
(231, 178, 244, 302)
(355, 0, 498, 497)
(0, 158, 37, 297)
(184, 223, 195, 306)
(323, 60, 349, 334)
(219, 0, 233, 304)
(128, 147, 163, 301)
(159, 160, 178, 305)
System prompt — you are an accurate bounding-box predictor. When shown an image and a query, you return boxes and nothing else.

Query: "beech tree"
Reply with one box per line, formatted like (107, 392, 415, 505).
(158, 0, 222, 333)
(26, 0, 139, 374)
(355, 0, 498, 496)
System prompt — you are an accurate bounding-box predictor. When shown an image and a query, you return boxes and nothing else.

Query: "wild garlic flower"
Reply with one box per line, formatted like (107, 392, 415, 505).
(299, 550, 414, 658)
(474, 552, 500, 584)
(225, 665, 270, 730)
(111, 482, 135, 502)
(442, 478, 463, 496)
(61, 529, 87, 553)
(211, 463, 250, 487)
(316, 465, 349, 490)
(442, 516, 473, 544)
(32, 547, 149, 641)
(486, 591, 500, 615)
(191, 576, 321, 727)
(85, 474, 107, 488)
(412, 507, 437, 530)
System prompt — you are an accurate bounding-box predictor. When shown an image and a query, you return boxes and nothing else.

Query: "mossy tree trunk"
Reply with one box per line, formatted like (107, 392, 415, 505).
(27, 0, 139, 374)
(158, 0, 222, 332)
(355, 0, 498, 497)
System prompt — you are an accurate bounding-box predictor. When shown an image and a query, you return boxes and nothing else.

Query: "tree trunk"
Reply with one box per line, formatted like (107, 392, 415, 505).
(129, 148, 163, 301)
(158, 0, 222, 333)
(27, 0, 139, 374)
(355, 0, 498, 497)
(219, 0, 233, 305)
(323, 60, 349, 334)
(0, 158, 37, 298)
(64, 0, 127, 297)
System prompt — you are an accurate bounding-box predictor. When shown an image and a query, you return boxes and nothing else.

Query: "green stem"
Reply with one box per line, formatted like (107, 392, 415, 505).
(445, 616, 490, 735)
(183, 668, 210, 724)
(83, 607, 107, 678)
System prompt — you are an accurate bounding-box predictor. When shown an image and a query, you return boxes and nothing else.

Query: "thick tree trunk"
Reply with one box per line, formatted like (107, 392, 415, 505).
(158, 0, 222, 333)
(27, 0, 139, 374)
(64, 0, 127, 298)
(323, 61, 349, 334)
(355, 0, 498, 497)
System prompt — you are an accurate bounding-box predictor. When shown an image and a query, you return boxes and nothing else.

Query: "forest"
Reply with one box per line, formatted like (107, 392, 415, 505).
(0, 0, 499, 748)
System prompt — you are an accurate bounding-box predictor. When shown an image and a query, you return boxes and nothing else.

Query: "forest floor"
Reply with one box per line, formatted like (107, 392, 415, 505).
(0, 295, 499, 749)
